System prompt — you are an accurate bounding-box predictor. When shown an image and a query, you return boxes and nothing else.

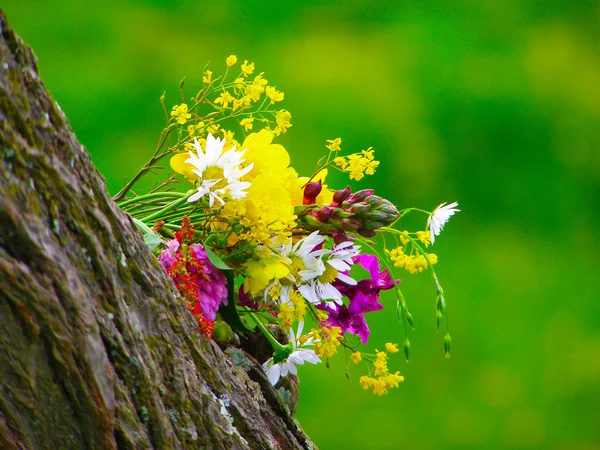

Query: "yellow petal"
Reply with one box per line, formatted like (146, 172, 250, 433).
(170, 153, 198, 181)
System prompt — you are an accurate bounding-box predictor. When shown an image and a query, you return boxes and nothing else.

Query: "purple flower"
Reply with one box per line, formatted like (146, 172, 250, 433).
(319, 254, 398, 343)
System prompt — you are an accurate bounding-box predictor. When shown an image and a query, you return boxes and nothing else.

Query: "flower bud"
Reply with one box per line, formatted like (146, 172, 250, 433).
(348, 202, 370, 215)
(405, 310, 414, 329)
(332, 185, 351, 205)
(444, 333, 452, 358)
(303, 180, 323, 205)
(344, 189, 375, 205)
(404, 339, 411, 362)
(316, 206, 334, 221)
(339, 218, 361, 232)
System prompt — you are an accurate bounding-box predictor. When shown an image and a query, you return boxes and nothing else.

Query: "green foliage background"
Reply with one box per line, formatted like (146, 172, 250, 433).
(5, 1, 599, 448)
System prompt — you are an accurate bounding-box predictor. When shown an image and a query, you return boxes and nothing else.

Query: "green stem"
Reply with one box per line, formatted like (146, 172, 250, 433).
(140, 191, 194, 223)
(247, 313, 286, 353)
(118, 191, 187, 208)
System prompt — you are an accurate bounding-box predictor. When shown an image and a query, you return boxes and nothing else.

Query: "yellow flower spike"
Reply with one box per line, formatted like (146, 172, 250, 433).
(226, 54, 237, 67)
(170, 153, 198, 182)
(385, 343, 399, 353)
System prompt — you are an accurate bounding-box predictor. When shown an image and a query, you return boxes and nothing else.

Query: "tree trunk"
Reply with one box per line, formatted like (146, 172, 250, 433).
(0, 10, 315, 450)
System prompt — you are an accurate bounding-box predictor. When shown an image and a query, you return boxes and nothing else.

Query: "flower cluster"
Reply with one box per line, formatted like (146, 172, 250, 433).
(116, 56, 460, 398)
(157, 217, 228, 337)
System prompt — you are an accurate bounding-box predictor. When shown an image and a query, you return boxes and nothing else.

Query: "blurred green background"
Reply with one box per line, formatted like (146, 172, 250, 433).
(4, 1, 599, 448)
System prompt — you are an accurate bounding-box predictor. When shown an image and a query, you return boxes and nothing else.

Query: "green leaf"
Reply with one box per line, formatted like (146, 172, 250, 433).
(203, 244, 231, 271)
(218, 272, 253, 333)
(143, 233, 163, 251)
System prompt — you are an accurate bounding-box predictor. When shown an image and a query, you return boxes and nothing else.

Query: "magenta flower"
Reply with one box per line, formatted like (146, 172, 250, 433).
(318, 254, 398, 343)
(158, 239, 228, 322)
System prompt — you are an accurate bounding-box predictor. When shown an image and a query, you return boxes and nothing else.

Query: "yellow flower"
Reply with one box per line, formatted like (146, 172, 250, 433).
(417, 231, 431, 247)
(351, 352, 362, 364)
(385, 343, 399, 353)
(274, 109, 292, 135)
(187, 122, 204, 137)
(333, 156, 348, 170)
(170, 152, 198, 181)
(214, 91, 235, 108)
(170, 104, 191, 125)
(241, 60, 255, 77)
(203, 70, 213, 84)
(240, 117, 254, 131)
(226, 54, 237, 67)
(326, 137, 342, 152)
(244, 255, 290, 295)
(265, 86, 284, 104)
(244, 83, 264, 102)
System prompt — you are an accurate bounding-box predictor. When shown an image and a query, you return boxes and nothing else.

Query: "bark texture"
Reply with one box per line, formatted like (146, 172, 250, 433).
(0, 10, 315, 450)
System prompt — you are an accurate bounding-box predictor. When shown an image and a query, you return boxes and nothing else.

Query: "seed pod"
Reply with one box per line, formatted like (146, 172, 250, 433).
(404, 339, 411, 362)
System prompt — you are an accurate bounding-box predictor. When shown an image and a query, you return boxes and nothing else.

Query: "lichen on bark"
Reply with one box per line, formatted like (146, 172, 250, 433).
(0, 9, 315, 450)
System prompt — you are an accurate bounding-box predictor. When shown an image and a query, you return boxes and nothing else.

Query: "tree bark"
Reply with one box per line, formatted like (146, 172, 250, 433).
(0, 10, 315, 450)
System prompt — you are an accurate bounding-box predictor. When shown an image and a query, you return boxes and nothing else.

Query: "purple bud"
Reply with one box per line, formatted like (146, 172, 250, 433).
(345, 189, 375, 205)
(332, 185, 351, 206)
(303, 180, 322, 205)
(316, 206, 334, 221)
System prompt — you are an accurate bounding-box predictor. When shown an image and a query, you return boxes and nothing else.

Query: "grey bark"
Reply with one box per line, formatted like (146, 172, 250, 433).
(0, 10, 315, 450)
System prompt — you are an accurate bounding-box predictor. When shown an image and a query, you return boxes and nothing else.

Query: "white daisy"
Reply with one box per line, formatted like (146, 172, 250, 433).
(260, 231, 329, 304)
(185, 133, 254, 206)
(427, 201, 460, 244)
(298, 240, 360, 306)
(262, 322, 321, 386)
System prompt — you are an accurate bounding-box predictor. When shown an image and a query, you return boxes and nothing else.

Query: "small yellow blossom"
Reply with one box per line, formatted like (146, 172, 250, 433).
(316, 311, 328, 322)
(208, 123, 220, 135)
(373, 351, 388, 375)
(203, 70, 213, 84)
(351, 352, 362, 364)
(187, 122, 204, 137)
(385, 343, 399, 353)
(240, 117, 254, 131)
(226, 54, 237, 67)
(214, 91, 235, 108)
(241, 60, 255, 77)
(345, 149, 380, 181)
(333, 156, 348, 170)
(326, 137, 342, 152)
(400, 231, 409, 245)
(274, 109, 292, 135)
(278, 303, 295, 329)
(417, 231, 431, 247)
(245, 84, 264, 102)
(170, 104, 191, 125)
(314, 326, 342, 358)
(266, 86, 284, 104)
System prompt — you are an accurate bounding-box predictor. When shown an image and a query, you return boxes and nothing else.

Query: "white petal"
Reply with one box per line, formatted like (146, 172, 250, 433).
(267, 364, 281, 385)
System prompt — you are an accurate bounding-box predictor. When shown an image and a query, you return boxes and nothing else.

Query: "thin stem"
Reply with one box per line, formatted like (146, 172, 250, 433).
(140, 191, 194, 223)
(247, 313, 286, 353)
(117, 191, 187, 208)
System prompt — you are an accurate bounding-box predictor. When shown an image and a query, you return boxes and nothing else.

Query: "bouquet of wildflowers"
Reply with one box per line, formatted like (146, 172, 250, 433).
(114, 55, 460, 396)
